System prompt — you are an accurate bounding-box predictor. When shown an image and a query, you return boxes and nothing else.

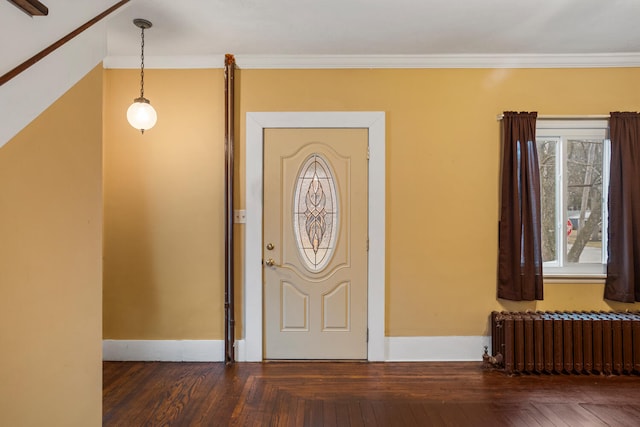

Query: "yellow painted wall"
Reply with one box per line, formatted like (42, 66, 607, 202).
(237, 68, 640, 337)
(0, 65, 103, 426)
(103, 66, 640, 343)
(103, 69, 225, 339)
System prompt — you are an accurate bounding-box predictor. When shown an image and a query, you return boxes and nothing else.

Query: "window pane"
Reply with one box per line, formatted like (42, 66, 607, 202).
(537, 139, 557, 264)
(566, 139, 603, 264)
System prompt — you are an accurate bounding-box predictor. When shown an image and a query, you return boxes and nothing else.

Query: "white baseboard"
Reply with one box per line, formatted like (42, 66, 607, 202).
(385, 336, 491, 361)
(103, 336, 490, 362)
(102, 340, 224, 362)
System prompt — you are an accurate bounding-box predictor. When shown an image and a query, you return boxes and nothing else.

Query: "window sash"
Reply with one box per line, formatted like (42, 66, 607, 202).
(536, 120, 609, 276)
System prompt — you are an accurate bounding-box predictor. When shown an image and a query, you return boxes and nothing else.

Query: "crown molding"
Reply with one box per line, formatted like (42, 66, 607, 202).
(236, 53, 640, 69)
(103, 53, 640, 70)
(102, 55, 224, 69)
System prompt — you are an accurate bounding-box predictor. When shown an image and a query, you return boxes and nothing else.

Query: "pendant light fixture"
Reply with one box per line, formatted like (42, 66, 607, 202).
(127, 18, 157, 133)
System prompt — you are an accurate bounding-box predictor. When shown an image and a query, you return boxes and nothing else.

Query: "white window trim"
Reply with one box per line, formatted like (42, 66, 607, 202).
(536, 119, 610, 279)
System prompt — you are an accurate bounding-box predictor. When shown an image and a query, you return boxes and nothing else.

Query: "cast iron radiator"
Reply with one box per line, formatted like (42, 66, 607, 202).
(486, 311, 640, 375)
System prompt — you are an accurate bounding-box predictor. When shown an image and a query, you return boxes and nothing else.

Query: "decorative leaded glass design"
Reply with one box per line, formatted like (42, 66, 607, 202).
(293, 153, 338, 272)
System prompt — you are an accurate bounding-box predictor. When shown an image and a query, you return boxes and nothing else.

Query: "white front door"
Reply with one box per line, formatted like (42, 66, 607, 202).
(263, 128, 368, 359)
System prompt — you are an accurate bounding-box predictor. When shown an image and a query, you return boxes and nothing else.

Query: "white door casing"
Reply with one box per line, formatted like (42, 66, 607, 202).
(244, 112, 385, 362)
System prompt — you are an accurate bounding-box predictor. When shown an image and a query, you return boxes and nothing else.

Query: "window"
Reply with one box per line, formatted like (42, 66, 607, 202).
(536, 120, 610, 278)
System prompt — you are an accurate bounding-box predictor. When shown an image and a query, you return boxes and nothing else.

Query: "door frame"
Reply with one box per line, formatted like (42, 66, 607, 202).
(244, 112, 385, 361)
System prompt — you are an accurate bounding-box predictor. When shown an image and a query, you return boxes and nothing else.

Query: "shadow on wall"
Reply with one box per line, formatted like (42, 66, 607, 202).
(103, 141, 160, 338)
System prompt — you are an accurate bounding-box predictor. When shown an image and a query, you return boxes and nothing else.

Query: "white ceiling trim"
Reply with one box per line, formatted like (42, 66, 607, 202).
(103, 55, 225, 69)
(103, 53, 640, 70)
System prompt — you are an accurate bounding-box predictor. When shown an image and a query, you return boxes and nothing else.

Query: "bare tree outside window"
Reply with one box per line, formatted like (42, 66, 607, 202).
(538, 139, 557, 263)
(566, 140, 603, 263)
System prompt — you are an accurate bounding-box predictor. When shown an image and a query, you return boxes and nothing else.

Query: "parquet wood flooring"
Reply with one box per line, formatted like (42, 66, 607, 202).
(103, 361, 640, 426)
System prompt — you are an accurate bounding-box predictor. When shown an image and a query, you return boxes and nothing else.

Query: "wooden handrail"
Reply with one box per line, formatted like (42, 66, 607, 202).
(0, 0, 130, 86)
(9, 0, 49, 16)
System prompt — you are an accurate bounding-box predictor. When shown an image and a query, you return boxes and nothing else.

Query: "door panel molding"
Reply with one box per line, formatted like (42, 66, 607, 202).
(244, 112, 385, 361)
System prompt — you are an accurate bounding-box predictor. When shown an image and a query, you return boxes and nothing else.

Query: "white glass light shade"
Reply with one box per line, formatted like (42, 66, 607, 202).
(127, 98, 157, 132)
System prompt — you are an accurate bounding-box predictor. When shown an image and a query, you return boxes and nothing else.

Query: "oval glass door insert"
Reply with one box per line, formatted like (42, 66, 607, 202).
(293, 153, 339, 272)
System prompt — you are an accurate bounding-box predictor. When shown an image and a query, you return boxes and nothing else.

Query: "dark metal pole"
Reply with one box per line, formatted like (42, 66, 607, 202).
(223, 54, 236, 364)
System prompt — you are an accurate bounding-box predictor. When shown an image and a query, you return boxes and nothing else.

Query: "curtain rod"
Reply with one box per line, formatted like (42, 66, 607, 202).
(496, 114, 610, 121)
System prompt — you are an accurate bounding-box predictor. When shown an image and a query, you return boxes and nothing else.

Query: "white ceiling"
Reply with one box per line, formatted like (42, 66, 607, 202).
(2, 0, 640, 74)
(106, 0, 640, 57)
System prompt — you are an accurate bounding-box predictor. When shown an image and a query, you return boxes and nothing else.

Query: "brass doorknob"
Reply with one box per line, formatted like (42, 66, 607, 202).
(265, 258, 275, 267)
(266, 243, 274, 250)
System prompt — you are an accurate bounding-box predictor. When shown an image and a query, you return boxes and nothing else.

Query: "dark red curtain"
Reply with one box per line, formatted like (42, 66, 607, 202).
(605, 112, 640, 302)
(498, 111, 543, 301)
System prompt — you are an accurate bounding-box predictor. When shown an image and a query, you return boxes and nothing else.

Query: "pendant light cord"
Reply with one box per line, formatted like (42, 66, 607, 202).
(139, 26, 145, 99)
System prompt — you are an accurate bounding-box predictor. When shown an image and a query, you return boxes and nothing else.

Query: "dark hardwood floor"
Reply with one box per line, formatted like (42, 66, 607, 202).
(103, 361, 640, 426)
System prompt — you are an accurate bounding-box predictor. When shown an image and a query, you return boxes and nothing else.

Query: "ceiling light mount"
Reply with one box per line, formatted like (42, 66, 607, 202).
(127, 18, 157, 134)
(133, 18, 152, 30)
